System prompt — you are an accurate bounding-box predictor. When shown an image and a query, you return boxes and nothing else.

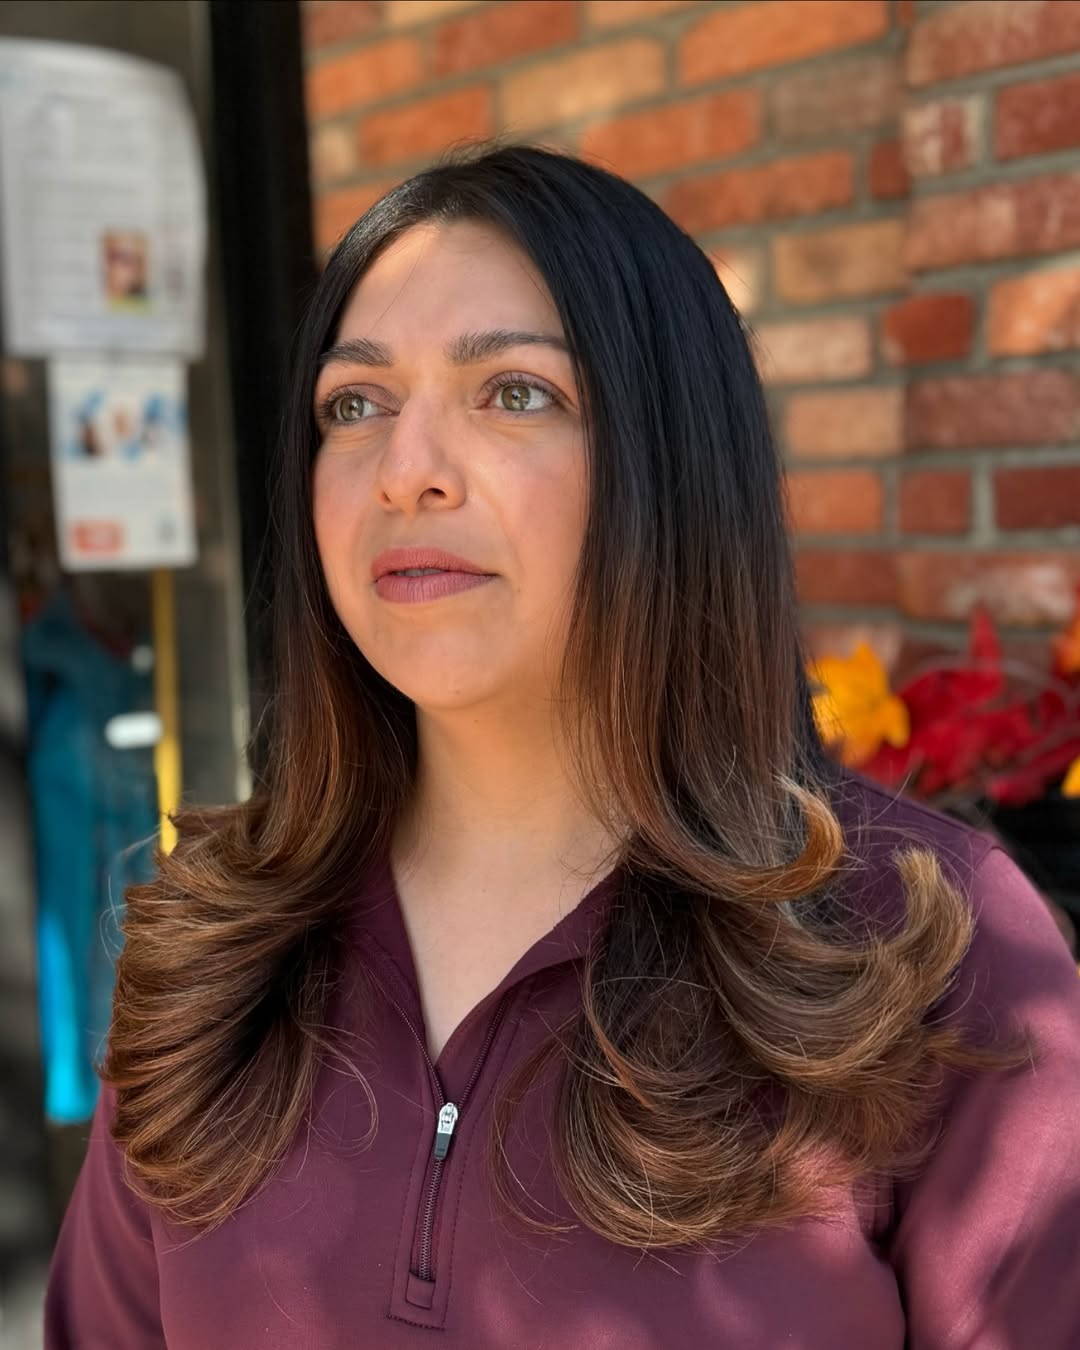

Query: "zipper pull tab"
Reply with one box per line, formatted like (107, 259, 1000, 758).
(433, 1102, 459, 1161)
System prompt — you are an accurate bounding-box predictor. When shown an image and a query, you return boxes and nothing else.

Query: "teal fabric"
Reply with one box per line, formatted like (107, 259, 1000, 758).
(22, 586, 158, 1124)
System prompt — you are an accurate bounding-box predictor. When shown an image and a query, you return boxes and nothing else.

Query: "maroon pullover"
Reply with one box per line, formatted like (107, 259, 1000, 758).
(44, 773, 1080, 1347)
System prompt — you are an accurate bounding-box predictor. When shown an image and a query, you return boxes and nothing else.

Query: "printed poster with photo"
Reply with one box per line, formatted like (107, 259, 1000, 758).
(0, 38, 206, 358)
(47, 356, 197, 570)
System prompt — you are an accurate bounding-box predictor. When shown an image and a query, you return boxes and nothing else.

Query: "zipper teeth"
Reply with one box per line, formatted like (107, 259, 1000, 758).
(461, 988, 512, 1109)
(417, 990, 513, 1280)
(416, 1164, 443, 1281)
(368, 950, 516, 1284)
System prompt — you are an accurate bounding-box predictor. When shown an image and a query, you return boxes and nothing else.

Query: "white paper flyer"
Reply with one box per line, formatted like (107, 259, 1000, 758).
(47, 355, 197, 570)
(0, 38, 206, 358)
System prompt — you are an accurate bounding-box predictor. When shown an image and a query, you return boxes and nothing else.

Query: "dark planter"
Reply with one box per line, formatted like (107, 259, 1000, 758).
(983, 788, 1080, 919)
(940, 788, 1080, 956)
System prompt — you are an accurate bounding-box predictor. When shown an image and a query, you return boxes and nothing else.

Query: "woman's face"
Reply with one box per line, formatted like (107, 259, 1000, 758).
(312, 220, 586, 716)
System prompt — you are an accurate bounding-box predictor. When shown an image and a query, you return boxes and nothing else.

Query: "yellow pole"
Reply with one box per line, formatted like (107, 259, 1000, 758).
(151, 568, 181, 855)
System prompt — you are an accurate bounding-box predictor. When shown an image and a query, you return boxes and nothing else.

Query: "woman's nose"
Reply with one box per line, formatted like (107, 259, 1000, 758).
(374, 398, 467, 513)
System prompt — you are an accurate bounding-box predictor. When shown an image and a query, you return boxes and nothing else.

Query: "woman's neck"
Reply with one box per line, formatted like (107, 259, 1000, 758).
(392, 706, 624, 890)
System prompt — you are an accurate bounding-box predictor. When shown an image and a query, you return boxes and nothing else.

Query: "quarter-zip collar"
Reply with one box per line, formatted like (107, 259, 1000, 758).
(349, 839, 627, 1036)
(344, 840, 627, 1327)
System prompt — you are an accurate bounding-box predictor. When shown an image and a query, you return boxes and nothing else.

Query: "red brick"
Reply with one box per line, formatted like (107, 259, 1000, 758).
(896, 552, 1080, 626)
(906, 371, 1080, 449)
(585, 0, 695, 25)
(359, 86, 493, 167)
(785, 387, 904, 459)
(795, 550, 897, 606)
(501, 38, 665, 131)
(988, 265, 1080, 356)
(385, 0, 480, 25)
(869, 138, 910, 200)
(995, 467, 1080, 529)
(995, 72, 1080, 161)
(311, 122, 356, 183)
(906, 174, 1080, 270)
(432, 0, 578, 77)
(302, 0, 381, 50)
(907, 0, 1080, 87)
(313, 179, 398, 251)
(305, 37, 423, 120)
(900, 470, 971, 534)
(771, 55, 901, 142)
(774, 218, 907, 303)
(664, 151, 853, 234)
(709, 245, 765, 315)
(881, 294, 974, 365)
(902, 97, 982, 177)
(785, 469, 884, 534)
(754, 316, 873, 386)
(582, 90, 761, 180)
(680, 0, 889, 86)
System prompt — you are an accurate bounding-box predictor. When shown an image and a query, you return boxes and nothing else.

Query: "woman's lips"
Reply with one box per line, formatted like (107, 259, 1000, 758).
(373, 570, 495, 603)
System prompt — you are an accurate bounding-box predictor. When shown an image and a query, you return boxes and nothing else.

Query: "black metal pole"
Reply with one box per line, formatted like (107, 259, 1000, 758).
(208, 0, 317, 788)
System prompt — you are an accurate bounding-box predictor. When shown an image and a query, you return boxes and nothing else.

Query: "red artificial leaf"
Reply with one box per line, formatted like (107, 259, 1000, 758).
(1034, 686, 1070, 731)
(969, 603, 1002, 667)
(913, 710, 1028, 796)
(895, 604, 1003, 725)
(988, 736, 1080, 806)
(862, 738, 922, 789)
(840, 596, 1080, 804)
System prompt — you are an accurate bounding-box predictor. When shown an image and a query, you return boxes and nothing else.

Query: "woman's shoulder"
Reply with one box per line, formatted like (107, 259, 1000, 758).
(863, 787, 1080, 1339)
(829, 768, 1078, 1035)
(830, 767, 998, 885)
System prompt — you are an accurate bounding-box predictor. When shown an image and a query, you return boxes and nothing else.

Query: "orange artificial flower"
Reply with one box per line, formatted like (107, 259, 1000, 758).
(808, 641, 910, 768)
(1052, 583, 1080, 679)
(1063, 755, 1080, 799)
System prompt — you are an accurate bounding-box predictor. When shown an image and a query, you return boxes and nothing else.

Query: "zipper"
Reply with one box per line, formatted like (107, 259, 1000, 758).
(368, 951, 515, 1283)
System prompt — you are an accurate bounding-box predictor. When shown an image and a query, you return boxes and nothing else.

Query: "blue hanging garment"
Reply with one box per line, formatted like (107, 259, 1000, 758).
(22, 585, 158, 1124)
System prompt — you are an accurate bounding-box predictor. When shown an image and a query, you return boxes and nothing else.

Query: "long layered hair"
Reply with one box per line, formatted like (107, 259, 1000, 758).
(104, 144, 1018, 1244)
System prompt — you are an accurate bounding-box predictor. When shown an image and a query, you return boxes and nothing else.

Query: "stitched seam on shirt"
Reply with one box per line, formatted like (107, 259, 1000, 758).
(394, 1084, 433, 1316)
(389, 1132, 415, 1314)
(442, 981, 532, 1319)
(386, 1311, 446, 1330)
(380, 965, 439, 1322)
(365, 934, 419, 1013)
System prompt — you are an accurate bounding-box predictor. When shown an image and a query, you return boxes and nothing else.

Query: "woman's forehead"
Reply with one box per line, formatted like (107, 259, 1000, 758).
(336, 220, 560, 342)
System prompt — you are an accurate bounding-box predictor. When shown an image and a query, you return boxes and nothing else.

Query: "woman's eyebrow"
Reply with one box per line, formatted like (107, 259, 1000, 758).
(317, 329, 570, 371)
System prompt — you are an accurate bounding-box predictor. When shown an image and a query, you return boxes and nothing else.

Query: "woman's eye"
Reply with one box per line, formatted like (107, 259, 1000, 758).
(318, 379, 559, 425)
(491, 381, 554, 413)
(331, 393, 374, 423)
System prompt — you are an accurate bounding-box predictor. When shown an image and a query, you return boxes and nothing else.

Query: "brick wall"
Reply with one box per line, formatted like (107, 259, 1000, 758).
(301, 0, 1080, 676)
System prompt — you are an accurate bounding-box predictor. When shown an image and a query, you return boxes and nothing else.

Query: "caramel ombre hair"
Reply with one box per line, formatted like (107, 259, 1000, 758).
(104, 143, 1022, 1243)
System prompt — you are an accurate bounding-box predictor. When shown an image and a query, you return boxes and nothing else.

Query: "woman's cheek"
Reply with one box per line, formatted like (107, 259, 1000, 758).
(312, 461, 358, 599)
(313, 452, 363, 540)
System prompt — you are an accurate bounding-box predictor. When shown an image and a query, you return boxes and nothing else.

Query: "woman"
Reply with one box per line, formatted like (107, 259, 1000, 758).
(45, 145, 1080, 1348)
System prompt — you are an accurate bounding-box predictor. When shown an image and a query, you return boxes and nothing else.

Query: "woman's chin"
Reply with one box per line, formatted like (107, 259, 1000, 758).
(398, 669, 553, 718)
(393, 674, 507, 713)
